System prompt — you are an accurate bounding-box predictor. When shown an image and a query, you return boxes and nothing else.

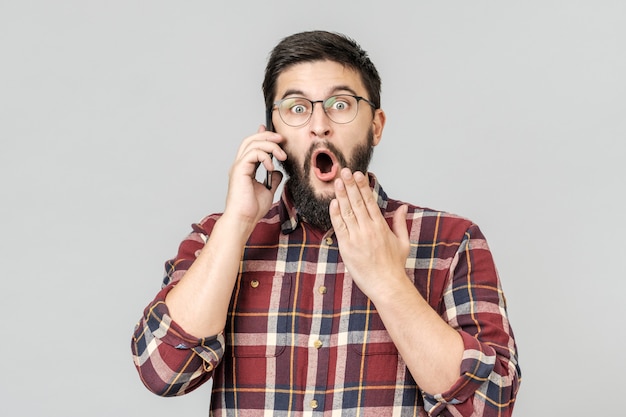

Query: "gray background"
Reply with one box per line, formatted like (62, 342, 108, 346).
(1, 1, 624, 416)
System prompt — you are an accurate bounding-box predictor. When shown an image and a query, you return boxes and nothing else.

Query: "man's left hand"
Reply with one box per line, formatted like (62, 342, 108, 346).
(329, 168, 410, 297)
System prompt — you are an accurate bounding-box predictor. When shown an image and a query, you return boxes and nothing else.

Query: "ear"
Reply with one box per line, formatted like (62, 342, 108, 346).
(371, 109, 386, 146)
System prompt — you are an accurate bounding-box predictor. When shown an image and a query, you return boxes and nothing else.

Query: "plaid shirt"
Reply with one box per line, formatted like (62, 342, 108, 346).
(132, 174, 521, 416)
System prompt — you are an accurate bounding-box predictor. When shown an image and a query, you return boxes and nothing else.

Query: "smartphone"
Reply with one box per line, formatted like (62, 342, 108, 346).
(264, 108, 274, 190)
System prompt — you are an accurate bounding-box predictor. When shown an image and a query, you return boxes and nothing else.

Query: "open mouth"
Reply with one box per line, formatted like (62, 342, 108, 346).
(316, 152, 333, 173)
(311, 149, 339, 182)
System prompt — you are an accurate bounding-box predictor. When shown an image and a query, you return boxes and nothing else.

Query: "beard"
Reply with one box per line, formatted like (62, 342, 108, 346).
(280, 130, 375, 231)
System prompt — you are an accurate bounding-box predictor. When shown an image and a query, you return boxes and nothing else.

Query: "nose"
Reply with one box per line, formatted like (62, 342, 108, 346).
(309, 101, 332, 138)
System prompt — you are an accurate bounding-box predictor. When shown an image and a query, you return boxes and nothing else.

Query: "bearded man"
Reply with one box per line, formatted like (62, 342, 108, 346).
(132, 30, 521, 417)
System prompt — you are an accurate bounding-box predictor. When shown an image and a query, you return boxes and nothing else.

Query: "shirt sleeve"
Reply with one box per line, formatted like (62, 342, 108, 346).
(131, 217, 225, 397)
(423, 224, 521, 417)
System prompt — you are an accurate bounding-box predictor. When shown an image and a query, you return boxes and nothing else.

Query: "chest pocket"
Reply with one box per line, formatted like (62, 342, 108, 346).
(228, 272, 292, 358)
(348, 287, 398, 355)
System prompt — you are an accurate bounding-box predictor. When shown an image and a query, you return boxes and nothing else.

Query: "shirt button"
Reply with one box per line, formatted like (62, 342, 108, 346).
(318, 285, 327, 295)
(250, 280, 259, 288)
(313, 340, 323, 349)
(310, 399, 319, 409)
(325, 236, 333, 245)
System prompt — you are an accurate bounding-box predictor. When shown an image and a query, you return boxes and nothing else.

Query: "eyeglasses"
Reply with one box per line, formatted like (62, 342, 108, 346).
(271, 94, 376, 127)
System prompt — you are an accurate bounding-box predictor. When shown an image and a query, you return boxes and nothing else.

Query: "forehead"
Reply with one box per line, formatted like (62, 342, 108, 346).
(275, 60, 366, 98)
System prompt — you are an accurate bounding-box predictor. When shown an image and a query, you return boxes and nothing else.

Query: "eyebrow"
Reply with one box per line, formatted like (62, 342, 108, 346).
(279, 85, 360, 100)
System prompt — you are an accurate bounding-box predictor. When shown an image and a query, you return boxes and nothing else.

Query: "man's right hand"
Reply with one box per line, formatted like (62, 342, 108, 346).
(223, 125, 287, 229)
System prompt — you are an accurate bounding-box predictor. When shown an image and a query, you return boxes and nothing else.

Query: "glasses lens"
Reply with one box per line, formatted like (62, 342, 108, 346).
(323, 95, 359, 124)
(277, 98, 312, 127)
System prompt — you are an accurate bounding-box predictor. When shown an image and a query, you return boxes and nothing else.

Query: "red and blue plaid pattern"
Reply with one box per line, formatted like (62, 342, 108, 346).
(132, 174, 521, 416)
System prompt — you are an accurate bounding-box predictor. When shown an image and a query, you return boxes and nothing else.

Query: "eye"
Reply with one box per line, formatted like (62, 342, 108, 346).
(325, 96, 351, 111)
(291, 104, 307, 114)
(280, 98, 310, 115)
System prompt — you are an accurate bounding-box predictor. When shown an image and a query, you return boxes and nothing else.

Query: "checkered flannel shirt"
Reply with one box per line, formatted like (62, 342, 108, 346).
(132, 174, 521, 416)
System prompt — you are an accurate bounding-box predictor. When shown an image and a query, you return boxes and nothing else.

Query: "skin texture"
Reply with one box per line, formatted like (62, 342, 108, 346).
(165, 60, 463, 395)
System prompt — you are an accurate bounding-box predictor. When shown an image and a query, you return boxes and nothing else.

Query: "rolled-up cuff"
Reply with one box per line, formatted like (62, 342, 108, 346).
(423, 331, 497, 414)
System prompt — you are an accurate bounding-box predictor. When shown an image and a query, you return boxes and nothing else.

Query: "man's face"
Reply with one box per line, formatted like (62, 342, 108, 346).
(271, 60, 386, 229)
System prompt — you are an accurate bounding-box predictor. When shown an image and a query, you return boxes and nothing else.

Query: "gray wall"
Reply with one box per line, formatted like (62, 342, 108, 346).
(1, 1, 624, 415)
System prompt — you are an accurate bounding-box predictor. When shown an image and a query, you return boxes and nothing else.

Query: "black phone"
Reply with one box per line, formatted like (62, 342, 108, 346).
(264, 108, 274, 190)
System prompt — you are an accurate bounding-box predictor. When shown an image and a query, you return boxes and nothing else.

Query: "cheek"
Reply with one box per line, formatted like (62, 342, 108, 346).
(282, 139, 307, 164)
(283, 146, 302, 166)
(281, 146, 307, 176)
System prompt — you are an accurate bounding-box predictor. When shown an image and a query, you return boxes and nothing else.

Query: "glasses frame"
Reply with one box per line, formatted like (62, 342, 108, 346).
(269, 94, 376, 127)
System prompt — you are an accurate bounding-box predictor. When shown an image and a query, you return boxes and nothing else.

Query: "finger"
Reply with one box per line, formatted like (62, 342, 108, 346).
(333, 176, 358, 227)
(352, 171, 379, 217)
(329, 198, 348, 237)
(392, 204, 410, 244)
(230, 147, 274, 181)
(237, 139, 284, 159)
(236, 132, 284, 160)
(340, 169, 370, 222)
(249, 148, 275, 174)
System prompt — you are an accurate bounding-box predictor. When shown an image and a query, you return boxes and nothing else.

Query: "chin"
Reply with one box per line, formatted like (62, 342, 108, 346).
(310, 180, 336, 200)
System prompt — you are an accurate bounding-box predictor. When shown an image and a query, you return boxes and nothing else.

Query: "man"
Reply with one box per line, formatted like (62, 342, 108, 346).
(132, 30, 521, 416)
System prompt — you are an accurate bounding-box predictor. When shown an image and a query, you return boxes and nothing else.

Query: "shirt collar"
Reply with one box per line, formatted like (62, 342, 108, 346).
(278, 172, 388, 234)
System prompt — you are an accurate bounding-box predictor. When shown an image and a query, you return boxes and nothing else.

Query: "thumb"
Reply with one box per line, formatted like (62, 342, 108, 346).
(392, 204, 409, 243)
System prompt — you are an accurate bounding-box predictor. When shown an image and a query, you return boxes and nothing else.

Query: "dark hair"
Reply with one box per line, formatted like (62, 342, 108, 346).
(262, 31, 381, 111)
